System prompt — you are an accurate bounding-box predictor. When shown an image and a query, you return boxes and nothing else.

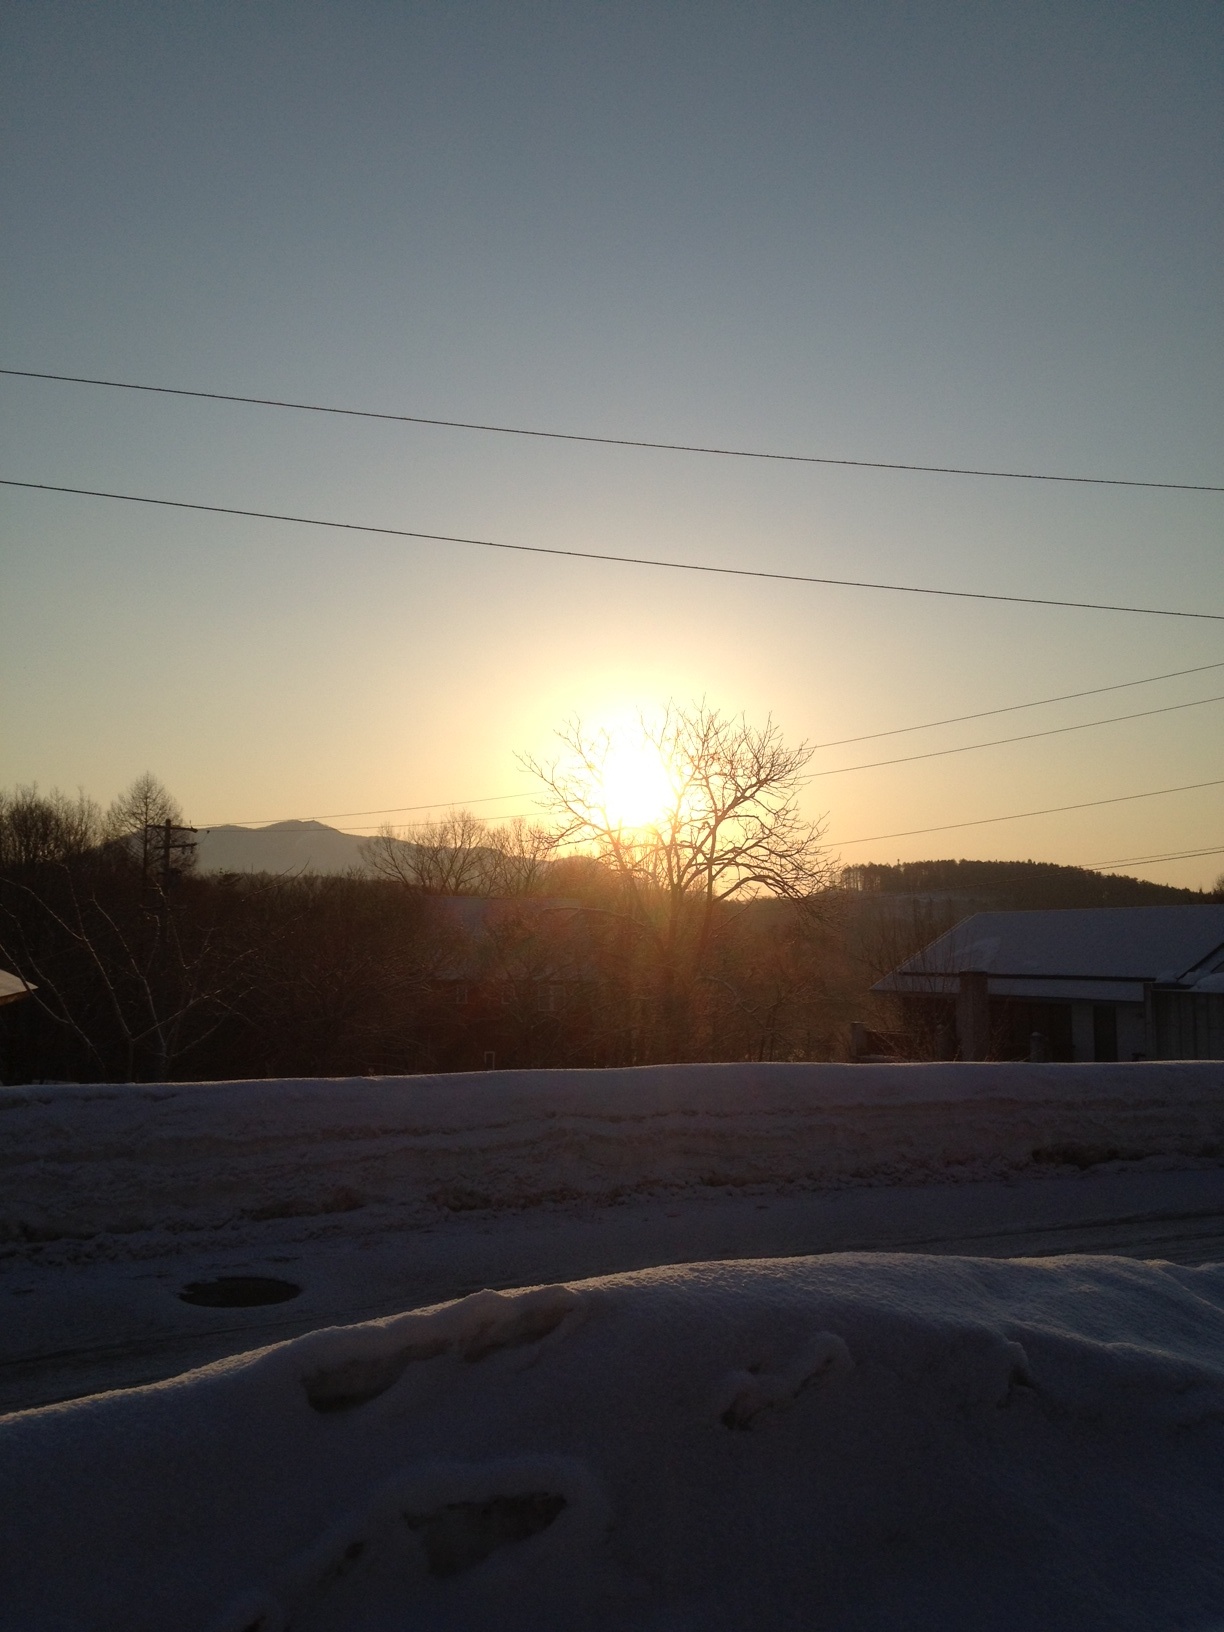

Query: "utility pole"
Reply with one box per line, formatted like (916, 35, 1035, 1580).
(151, 820, 197, 889)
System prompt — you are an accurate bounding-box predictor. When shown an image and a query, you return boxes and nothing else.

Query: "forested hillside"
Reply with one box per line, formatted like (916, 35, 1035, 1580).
(842, 858, 1204, 910)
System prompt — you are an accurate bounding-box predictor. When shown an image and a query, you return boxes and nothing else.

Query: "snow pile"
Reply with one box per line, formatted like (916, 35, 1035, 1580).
(4, 1061, 1224, 1244)
(3, 1252, 1224, 1630)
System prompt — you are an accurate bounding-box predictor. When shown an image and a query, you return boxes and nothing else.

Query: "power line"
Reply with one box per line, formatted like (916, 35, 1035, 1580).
(205, 772, 1224, 849)
(198, 811, 541, 834)
(336, 814, 541, 834)
(5, 477, 1223, 622)
(213, 819, 1224, 872)
(378, 826, 1224, 871)
(829, 775, 1224, 849)
(1088, 843, 1224, 870)
(811, 692, 1224, 777)
(3, 366, 1220, 494)
(816, 661, 1224, 748)
(200, 672, 1224, 833)
(197, 791, 528, 827)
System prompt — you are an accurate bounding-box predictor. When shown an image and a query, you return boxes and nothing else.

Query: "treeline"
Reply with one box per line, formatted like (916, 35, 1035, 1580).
(7, 738, 1208, 1083)
(0, 781, 858, 1083)
(842, 858, 1206, 910)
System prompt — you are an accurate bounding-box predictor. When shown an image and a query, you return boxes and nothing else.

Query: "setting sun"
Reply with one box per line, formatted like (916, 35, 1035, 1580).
(596, 734, 677, 829)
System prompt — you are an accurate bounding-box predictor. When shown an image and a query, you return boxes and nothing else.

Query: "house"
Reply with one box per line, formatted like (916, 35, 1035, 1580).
(415, 896, 603, 1068)
(872, 905, 1224, 1061)
(424, 896, 592, 998)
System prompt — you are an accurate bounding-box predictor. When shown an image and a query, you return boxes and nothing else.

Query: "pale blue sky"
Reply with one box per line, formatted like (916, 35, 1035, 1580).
(2, 1, 1221, 882)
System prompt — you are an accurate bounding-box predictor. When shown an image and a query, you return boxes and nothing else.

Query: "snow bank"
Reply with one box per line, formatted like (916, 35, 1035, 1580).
(3, 1252, 1224, 1630)
(3, 1062, 1223, 1244)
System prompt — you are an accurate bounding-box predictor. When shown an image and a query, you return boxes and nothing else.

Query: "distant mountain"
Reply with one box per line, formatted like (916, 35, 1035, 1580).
(195, 820, 372, 875)
(195, 821, 509, 883)
(841, 858, 1202, 910)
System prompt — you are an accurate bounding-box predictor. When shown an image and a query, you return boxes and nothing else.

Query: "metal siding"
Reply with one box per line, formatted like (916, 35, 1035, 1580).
(1154, 989, 1224, 1059)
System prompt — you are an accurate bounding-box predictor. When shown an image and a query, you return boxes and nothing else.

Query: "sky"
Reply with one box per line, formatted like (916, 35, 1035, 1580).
(1, 0, 1221, 886)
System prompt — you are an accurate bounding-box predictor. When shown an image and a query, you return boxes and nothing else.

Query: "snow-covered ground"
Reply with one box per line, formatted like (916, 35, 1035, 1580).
(6, 1164, 1224, 1416)
(4, 1254, 1224, 1630)
(4, 1061, 1224, 1628)
(6, 1061, 1224, 1241)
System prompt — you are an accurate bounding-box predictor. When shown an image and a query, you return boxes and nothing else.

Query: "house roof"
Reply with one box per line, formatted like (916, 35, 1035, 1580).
(424, 896, 595, 983)
(0, 969, 35, 1007)
(873, 905, 1224, 1002)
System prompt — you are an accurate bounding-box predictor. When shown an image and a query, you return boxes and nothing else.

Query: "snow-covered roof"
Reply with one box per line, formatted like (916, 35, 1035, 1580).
(873, 905, 1224, 1000)
(0, 968, 34, 1007)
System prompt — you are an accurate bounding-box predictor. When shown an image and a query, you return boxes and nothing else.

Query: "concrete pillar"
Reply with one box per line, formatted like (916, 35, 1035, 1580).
(1071, 1002, 1095, 1062)
(956, 971, 990, 1061)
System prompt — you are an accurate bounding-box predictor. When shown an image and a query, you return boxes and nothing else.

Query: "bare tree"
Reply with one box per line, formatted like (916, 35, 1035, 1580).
(486, 818, 557, 895)
(104, 774, 193, 885)
(361, 809, 494, 893)
(0, 786, 234, 1079)
(523, 703, 832, 910)
(0, 867, 234, 1080)
(0, 786, 102, 868)
(362, 810, 555, 896)
(521, 703, 836, 1058)
(104, 772, 182, 839)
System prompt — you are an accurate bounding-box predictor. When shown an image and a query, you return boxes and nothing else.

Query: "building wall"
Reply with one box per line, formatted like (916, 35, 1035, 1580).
(900, 995, 1147, 1061)
(1064, 1002, 1145, 1062)
(1153, 990, 1224, 1060)
(990, 999, 1073, 1061)
(895, 992, 1161, 1061)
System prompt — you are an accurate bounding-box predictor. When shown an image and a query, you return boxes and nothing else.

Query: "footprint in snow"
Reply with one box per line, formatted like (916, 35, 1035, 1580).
(715, 1332, 853, 1430)
(205, 1456, 604, 1632)
(302, 1284, 581, 1413)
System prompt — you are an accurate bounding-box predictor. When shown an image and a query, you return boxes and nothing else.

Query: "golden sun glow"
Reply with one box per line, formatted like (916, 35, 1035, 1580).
(595, 736, 677, 830)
